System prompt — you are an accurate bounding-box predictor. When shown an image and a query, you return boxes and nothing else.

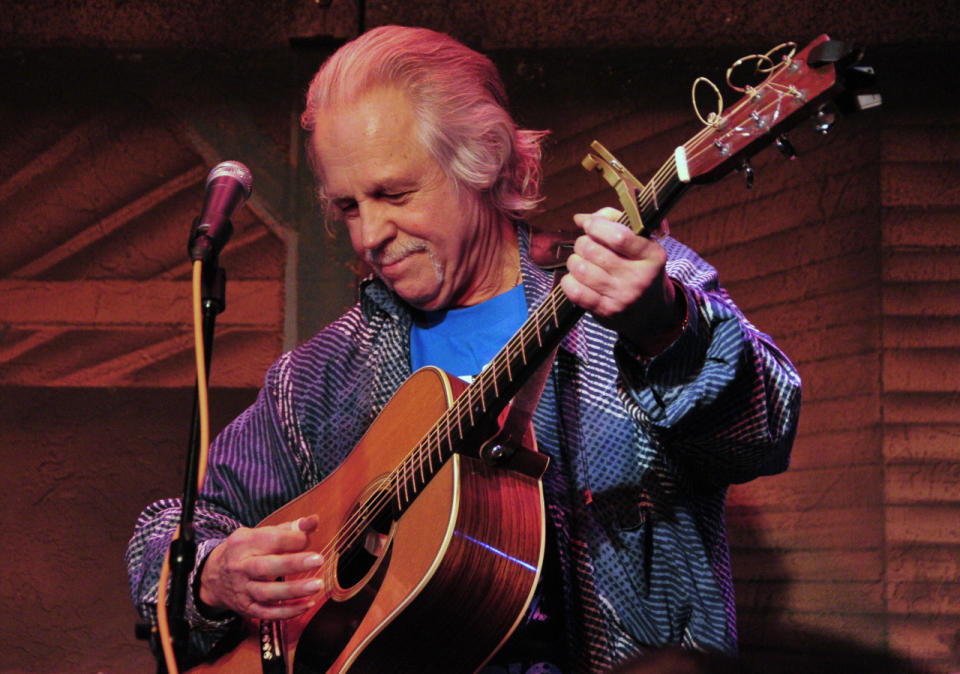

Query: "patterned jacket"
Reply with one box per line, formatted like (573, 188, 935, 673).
(126, 226, 801, 670)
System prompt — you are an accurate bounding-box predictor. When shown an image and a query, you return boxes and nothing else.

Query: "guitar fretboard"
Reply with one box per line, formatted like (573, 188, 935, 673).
(389, 283, 584, 513)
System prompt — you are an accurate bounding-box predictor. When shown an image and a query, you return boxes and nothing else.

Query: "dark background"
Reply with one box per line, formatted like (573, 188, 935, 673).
(1, 1, 958, 671)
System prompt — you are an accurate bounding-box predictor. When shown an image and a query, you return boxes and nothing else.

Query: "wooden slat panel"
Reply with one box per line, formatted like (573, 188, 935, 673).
(881, 125, 960, 162)
(884, 463, 960, 504)
(883, 316, 960, 349)
(888, 615, 960, 665)
(886, 505, 960, 545)
(11, 165, 206, 278)
(882, 280, 960, 317)
(732, 547, 883, 581)
(774, 321, 878, 369)
(707, 209, 879, 286)
(786, 427, 882, 470)
(738, 610, 888, 652)
(745, 286, 878, 342)
(883, 349, 960, 393)
(0, 279, 282, 328)
(727, 507, 883, 550)
(882, 208, 960, 247)
(887, 545, 960, 583)
(726, 248, 879, 316)
(884, 250, 960, 282)
(882, 161, 960, 208)
(793, 394, 879, 435)
(884, 424, 960, 462)
(735, 579, 883, 614)
(793, 352, 878, 403)
(884, 392, 960, 424)
(886, 581, 960, 615)
(731, 464, 882, 512)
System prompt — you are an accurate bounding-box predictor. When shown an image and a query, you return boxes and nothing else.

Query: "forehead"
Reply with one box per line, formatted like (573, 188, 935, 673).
(311, 87, 429, 191)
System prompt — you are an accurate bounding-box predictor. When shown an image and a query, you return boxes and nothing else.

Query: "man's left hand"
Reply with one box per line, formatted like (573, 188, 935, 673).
(560, 208, 685, 357)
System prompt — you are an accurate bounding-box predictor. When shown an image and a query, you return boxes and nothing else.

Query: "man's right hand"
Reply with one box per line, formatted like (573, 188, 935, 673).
(198, 515, 326, 621)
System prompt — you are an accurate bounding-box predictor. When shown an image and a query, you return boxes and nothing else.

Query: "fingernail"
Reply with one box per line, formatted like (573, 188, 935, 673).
(306, 553, 324, 567)
(305, 579, 324, 593)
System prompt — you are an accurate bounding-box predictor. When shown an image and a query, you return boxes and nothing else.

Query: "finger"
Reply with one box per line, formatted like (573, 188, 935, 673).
(288, 515, 319, 533)
(572, 207, 623, 228)
(244, 593, 319, 621)
(572, 232, 630, 280)
(559, 270, 606, 314)
(243, 550, 325, 580)
(566, 249, 616, 299)
(243, 519, 317, 556)
(575, 212, 651, 259)
(248, 575, 326, 605)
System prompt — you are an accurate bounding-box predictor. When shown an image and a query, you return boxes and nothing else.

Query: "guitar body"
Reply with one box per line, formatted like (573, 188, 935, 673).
(189, 367, 546, 673)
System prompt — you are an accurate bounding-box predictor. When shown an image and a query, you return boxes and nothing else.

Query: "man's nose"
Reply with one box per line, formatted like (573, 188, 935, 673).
(358, 202, 396, 251)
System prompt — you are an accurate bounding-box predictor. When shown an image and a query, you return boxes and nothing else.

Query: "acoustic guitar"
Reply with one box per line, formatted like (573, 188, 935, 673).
(185, 34, 877, 673)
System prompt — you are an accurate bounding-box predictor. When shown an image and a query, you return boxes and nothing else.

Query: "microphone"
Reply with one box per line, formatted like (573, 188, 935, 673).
(188, 161, 253, 261)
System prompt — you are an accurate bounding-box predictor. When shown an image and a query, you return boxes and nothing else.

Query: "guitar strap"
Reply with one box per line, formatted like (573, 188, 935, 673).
(493, 265, 567, 459)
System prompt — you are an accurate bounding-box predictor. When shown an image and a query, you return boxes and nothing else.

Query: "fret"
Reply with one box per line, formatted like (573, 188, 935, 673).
(464, 387, 476, 427)
(417, 435, 427, 485)
(400, 454, 412, 505)
(393, 466, 402, 512)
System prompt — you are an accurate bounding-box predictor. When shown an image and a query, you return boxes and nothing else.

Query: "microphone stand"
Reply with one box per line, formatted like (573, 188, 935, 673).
(161, 245, 227, 671)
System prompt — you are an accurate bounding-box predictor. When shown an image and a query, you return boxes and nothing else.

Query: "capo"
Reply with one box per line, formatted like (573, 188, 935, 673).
(581, 141, 646, 235)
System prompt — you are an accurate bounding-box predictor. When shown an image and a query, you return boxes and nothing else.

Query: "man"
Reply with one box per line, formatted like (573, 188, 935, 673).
(127, 25, 801, 672)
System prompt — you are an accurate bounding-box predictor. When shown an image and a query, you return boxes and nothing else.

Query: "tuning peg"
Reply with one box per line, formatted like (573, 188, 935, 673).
(775, 134, 797, 160)
(814, 105, 838, 135)
(737, 159, 755, 189)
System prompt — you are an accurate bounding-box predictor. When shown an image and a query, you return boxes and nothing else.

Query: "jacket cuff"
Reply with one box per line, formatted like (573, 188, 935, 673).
(614, 281, 708, 419)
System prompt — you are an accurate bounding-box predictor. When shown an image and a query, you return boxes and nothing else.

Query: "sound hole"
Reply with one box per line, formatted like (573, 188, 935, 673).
(335, 490, 395, 591)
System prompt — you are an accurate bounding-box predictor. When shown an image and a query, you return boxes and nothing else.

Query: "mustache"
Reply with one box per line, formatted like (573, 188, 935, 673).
(365, 240, 429, 267)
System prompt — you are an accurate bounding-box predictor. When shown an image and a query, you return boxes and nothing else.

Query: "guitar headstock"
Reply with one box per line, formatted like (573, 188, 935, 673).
(580, 35, 880, 237)
(678, 34, 881, 185)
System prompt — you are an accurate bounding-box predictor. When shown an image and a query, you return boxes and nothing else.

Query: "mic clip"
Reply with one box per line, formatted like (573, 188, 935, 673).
(188, 216, 233, 263)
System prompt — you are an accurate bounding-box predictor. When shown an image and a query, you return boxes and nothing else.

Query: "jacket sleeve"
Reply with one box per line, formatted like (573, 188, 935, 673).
(124, 350, 314, 661)
(614, 236, 802, 485)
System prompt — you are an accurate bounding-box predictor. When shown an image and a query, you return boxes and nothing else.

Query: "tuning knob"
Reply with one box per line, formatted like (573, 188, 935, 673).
(738, 159, 755, 190)
(814, 106, 838, 135)
(775, 134, 797, 160)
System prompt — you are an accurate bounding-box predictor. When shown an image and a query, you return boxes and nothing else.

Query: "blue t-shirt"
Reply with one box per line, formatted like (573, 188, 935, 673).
(410, 284, 527, 381)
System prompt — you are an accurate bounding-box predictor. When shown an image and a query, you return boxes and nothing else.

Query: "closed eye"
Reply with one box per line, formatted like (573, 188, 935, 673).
(382, 191, 412, 203)
(332, 198, 358, 216)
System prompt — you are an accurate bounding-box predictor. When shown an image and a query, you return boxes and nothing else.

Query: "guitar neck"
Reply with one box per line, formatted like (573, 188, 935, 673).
(637, 154, 688, 233)
(390, 283, 583, 514)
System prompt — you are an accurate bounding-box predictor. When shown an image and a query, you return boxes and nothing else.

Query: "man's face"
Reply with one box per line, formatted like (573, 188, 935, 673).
(311, 86, 506, 311)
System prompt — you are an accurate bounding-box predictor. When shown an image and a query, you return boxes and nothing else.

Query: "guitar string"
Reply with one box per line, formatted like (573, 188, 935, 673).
(631, 66, 801, 223)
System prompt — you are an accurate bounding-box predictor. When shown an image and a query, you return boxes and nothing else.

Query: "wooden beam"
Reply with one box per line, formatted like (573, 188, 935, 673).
(0, 279, 282, 328)
(12, 165, 207, 278)
(0, 124, 89, 205)
(0, 329, 67, 362)
(46, 326, 244, 387)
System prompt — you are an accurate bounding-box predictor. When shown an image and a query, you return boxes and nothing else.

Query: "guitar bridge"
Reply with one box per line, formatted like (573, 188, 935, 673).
(259, 619, 286, 674)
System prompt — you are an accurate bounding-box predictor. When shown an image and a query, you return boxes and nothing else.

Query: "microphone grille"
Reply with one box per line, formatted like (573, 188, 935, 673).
(206, 160, 253, 197)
